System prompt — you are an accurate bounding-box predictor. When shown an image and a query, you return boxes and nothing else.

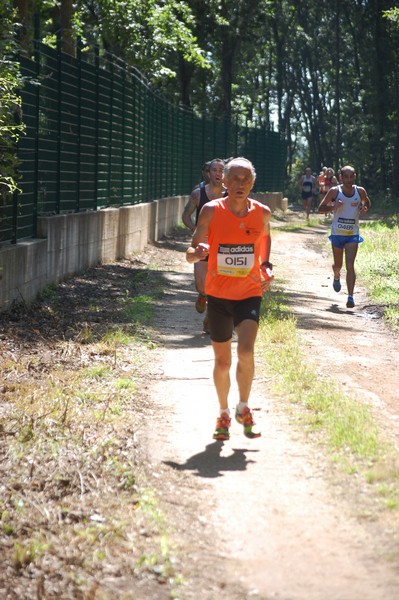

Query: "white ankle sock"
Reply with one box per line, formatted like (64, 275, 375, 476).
(220, 408, 230, 416)
(236, 401, 248, 413)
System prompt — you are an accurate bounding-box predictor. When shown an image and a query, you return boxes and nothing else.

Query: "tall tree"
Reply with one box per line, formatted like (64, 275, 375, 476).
(74, 0, 208, 87)
(383, 6, 399, 196)
(60, 0, 74, 56)
(9, 0, 399, 201)
(13, 0, 33, 55)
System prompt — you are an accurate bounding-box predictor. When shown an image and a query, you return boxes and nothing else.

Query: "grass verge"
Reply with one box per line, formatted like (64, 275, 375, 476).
(357, 215, 399, 330)
(257, 237, 399, 514)
(0, 260, 184, 599)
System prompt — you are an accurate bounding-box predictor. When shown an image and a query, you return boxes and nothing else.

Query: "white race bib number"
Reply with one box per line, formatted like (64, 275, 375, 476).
(337, 217, 355, 234)
(217, 244, 255, 277)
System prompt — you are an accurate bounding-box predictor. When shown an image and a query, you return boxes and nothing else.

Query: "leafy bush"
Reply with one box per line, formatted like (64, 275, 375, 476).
(0, 2, 25, 199)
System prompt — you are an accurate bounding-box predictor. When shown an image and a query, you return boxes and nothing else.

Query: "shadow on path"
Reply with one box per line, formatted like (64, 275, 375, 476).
(163, 441, 258, 478)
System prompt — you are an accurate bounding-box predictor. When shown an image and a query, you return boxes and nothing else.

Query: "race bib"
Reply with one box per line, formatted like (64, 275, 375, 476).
(217, 244, 255, 277)
(337, 217, 355, 235)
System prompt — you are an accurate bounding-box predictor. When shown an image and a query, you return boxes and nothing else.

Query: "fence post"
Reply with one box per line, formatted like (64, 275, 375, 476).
(32, 13, 41, 236)
(145, 91, 152, 201)
(131, 72, 136, 203)
(190, 109, 194, 185)
(76, 37, 82, 212)
(213, 115, 217, 157)
(94, 46, 99, 210)
(253, 122, 257, 182)
(121, 62, 126, 203)
(234, 115, 238, 156)
(224, 113, 229, 158)
(201, 112, 206, 163)
(107, 52, 114, 206)
(56, 28, 62, 214)
(11, 190, 18, 244)
(244, 117, 249, 156)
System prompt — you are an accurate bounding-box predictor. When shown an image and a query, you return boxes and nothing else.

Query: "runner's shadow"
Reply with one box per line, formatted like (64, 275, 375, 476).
(326, 303, 358, 315)
(163, 441, 258, 479)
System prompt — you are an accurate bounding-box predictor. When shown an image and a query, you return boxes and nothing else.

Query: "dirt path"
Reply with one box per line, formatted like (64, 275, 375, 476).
(137, 218, 399, 600)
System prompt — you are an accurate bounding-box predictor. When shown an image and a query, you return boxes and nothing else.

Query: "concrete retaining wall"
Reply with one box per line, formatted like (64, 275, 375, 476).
(0, 191, 286, 312)
(252, 191, 288, 212)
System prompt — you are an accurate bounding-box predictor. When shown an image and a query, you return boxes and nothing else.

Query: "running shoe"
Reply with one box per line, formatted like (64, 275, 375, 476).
(195, 294, 207, 314)
(333, 278, 341, 292)
(235, 406, 261, 439)
(346, 296, 355, 308)
(213, 413, 231, 441)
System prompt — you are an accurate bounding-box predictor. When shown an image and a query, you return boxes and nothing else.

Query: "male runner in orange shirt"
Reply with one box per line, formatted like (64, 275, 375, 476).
(186, 157, 273, 440)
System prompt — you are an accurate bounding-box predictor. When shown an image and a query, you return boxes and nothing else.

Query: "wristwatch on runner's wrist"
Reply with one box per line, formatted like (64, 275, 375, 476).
(261, 261, 273, 270)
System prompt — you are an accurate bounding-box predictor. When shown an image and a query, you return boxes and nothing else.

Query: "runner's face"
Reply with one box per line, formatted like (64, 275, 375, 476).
(224, 165, 254, 199)
(202, 167, 211, 184)
(209, 163, 224, 185)
(340, 170, 356, 187)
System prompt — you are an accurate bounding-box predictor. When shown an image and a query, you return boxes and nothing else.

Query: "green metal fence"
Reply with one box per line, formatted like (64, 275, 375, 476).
(3, 32, 286, 243)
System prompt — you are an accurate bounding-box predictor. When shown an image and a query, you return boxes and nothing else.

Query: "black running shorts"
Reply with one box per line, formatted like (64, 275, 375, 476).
(207, 295, 262, 343)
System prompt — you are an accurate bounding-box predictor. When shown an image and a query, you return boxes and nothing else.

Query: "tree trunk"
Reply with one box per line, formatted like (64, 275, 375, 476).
(60, 0, 75, 57)
(373, 0, 388, 189)
(221, 41, 236, 119)
(219, 0, 263, 119)
(334, 0, 341, 171)
(13, 0, 33, 55)
(178, 54, 194, 108)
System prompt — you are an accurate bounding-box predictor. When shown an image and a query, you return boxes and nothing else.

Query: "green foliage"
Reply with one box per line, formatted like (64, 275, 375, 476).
(73, 0, 209, 83)
(383, 7, 399, 26)
(11, 0, 399, 202)
(259, 285, 381, 460)
(117, 292, 155, 324)
(358, 218, 399, 329)
(258, 278, 399, 512)
(0, 2, 25, 197)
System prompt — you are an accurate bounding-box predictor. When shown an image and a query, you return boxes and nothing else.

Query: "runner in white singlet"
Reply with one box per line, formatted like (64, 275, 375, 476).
(318, 165, 371, 309)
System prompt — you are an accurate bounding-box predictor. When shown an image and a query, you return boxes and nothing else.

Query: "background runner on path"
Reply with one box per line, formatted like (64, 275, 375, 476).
(182, 158, 225, 333)
(318, 164, 371, 309)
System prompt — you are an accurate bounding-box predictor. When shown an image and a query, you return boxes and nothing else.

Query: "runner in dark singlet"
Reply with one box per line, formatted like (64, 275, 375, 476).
(191, 161, 211, 194)
(181, 159, 225, 332)
(298, 167, 316, 219)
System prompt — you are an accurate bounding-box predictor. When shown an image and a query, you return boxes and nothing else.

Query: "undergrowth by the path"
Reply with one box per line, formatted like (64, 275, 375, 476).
(258, 216, 399, 518)
(0, 257, 185, 600)
(2, 217, 399, 598)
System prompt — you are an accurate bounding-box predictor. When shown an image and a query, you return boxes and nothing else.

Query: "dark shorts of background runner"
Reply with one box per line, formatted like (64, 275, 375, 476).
(329, 234, 364, 249)
(301, 191, 313, 200)
(207, 295, 262, 343)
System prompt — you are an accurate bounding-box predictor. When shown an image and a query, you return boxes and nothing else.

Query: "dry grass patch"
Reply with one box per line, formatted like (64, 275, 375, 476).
(0, 260, 184, 600)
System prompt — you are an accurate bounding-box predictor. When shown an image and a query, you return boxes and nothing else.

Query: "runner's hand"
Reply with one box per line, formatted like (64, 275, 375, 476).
(260, 264, 274, 292)
(331, 199, 343, 211)
(195, 243, 209, 260)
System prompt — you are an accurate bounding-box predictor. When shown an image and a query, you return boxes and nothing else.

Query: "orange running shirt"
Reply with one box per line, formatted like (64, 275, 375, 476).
(205, 198, 265, 300)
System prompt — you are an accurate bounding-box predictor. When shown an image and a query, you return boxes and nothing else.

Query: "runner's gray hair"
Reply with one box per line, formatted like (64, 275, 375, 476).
(224, 157, 256, 181)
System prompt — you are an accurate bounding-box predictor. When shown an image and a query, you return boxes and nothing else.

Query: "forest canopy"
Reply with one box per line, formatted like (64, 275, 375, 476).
(7, 0, 399, 203)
